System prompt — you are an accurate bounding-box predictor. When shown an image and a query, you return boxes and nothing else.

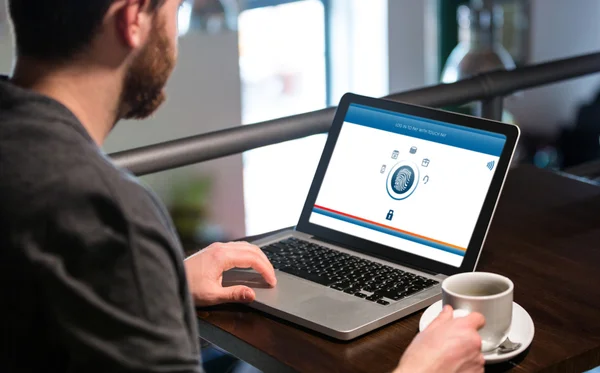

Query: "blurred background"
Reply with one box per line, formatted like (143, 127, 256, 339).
(2, 0, 600, 251)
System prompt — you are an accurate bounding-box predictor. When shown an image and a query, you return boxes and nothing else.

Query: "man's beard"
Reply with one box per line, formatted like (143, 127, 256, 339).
(119, 21, 175, 120)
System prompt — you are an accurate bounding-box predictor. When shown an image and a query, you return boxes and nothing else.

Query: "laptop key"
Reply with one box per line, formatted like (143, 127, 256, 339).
(377, 299, 390, 306)
(272, 242, 290, 250)
(354, 293, 367, 299)
(362, 285, 376, 292)
(347, 274, 364, 281)
(374, 289, 403, 301)
(406, 286, 423, 294)
(410, 281, 426, 289)
(331, 280, 351, 289)
(366, 294, 382, 302)
(280, 267, 337, 286)
(272, 262, 288, 270)
(262, 245, 283, 254)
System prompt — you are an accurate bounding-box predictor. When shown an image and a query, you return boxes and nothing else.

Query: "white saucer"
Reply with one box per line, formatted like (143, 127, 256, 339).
(419, 300, 534, 364)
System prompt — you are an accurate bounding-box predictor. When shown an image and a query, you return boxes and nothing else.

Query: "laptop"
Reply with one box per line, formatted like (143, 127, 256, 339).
(224, 93, 520, 340)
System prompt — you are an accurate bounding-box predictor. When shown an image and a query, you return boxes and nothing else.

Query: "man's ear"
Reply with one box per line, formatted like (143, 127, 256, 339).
(114, 0, 154, 49)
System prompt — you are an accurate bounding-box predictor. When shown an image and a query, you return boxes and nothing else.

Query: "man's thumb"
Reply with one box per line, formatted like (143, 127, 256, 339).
(426, 305, 453, 331)
(220, 286, 255, 304)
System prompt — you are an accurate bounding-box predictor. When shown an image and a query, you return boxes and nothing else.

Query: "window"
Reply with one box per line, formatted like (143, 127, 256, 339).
(239, 0, 329, 235)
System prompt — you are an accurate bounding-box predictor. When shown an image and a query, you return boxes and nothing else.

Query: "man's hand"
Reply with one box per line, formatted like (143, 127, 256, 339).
(184, 242, 277, 307)
(394, 305, 486, 373)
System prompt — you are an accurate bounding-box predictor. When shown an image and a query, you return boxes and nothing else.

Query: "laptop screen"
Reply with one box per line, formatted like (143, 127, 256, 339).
(308, 103, 507, 268)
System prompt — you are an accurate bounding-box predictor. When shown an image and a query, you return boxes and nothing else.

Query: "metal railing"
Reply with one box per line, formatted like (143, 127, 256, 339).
(110, 52, 600, 176)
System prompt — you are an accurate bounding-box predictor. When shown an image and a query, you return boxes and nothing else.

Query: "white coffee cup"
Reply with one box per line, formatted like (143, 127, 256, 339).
(442, 272, 514, 352)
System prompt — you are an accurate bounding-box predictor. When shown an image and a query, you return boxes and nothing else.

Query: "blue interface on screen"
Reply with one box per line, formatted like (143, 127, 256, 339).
(309, 104, 507, 267)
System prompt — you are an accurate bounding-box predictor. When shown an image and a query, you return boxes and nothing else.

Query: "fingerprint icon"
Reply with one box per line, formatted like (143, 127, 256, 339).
(391, 166, 415, 194)
(386, 161, 419, 200)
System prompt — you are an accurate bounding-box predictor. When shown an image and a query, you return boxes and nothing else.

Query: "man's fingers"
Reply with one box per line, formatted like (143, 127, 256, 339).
(460, 312, 486, 330)
(217, 285, 255, 304)
(221, 248, 277, 287)
(239, 242, 272, 270)
(231, 245, 275, 284)
(224, 242, 273, 273)
(425, 305, 453, 331)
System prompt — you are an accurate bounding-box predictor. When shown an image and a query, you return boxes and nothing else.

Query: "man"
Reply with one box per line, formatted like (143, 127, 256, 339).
(0, 0, 485, 372)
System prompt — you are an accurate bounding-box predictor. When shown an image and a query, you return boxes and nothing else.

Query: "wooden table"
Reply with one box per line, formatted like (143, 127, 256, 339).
(197, 166, 600, 373)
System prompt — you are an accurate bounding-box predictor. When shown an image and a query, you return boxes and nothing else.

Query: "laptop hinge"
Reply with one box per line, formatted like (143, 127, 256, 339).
(310, 236, 439, 276)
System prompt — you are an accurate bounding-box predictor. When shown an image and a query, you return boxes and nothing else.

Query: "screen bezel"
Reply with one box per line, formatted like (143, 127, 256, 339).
(296, 92, 520, 276)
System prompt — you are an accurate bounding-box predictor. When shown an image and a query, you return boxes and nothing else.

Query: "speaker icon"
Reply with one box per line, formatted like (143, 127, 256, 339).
(487, 160, 495, 171)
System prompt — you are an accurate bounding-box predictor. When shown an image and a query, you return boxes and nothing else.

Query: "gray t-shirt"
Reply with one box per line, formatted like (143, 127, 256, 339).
(0, 77, 202, 372)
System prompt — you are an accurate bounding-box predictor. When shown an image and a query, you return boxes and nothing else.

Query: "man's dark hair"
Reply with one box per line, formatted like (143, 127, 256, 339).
(8, 0, 165, 61)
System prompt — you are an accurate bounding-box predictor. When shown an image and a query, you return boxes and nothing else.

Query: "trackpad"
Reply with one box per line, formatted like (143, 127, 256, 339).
(222, 269, 271, 289)
(297, 295, 365, 326)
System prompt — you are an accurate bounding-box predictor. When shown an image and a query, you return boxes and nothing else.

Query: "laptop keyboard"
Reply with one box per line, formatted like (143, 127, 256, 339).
(261, 237, 439, 306)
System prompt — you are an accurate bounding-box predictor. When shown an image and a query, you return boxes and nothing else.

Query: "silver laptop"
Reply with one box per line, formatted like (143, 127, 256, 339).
(224, 93, 520, 340)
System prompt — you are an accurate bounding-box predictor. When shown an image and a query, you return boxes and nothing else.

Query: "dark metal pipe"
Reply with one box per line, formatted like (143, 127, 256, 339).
(383, 52, 600, 106)
(111, 52, 600, 176)
(481, 97, 504, 121)
(111, 108, 336, 176)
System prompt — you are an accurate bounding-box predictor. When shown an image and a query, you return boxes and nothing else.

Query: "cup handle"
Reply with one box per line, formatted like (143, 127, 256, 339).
(452, 308, 471, 318)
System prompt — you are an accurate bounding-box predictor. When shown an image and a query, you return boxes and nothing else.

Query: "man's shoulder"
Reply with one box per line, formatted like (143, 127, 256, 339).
(0, 115, 161, 229)
(0, 144, 167, 232)
(0, 107, 105, 203)
(1, 91, 143, 206)
(1, 95, 94, 152)
(0, 80, 180, 249)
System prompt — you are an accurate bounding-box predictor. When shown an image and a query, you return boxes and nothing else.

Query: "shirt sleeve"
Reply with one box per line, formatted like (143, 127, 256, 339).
(20, 168, 202, 373)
